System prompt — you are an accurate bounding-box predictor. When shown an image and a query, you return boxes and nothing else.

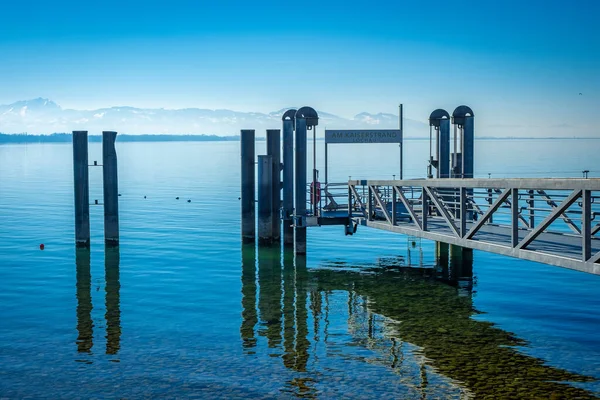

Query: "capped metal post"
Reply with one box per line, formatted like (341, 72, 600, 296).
(294, 107, 318, 255)
(267, 129, 281, 242)
(258, 155, 273, 245)
(73, 131, 90, 247)
(294, 113, 308, 254)
(102, 131, 119, 246)
(282, 110, 296, 247)
(241, 130, 256, 243)
(439, 118, 451, 178)
(428, 109, 451, 179)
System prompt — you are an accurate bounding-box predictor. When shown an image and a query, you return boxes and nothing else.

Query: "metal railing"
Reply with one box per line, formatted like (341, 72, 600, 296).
(348, 178, 600, 275)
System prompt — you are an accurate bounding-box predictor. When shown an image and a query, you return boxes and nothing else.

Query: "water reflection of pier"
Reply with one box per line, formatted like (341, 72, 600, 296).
(75, 248, 121, 358)
(240, 244, 596, 399)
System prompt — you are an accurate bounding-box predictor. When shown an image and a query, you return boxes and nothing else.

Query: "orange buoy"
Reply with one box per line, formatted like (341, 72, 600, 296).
(39, 244, 45, 250)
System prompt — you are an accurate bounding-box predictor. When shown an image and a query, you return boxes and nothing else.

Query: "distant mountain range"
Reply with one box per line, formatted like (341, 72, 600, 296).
(0, 98, 427, 136)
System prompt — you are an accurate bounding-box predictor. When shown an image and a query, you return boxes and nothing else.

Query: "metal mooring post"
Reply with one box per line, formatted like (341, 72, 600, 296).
(267, 129, 281, 242)
(294, 107, 319, 255)
(73, 131, 91, 247)
(241, 130, 256, 244)
(102, 131, 120, 247)
(282, 110, 296, 247)
(439, 118, 451, 178)
(294, 114, 308, 254)
(258, 155, 274, 245)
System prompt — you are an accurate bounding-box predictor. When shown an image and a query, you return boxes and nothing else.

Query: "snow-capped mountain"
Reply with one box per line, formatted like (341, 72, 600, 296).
(0, 98, 428, 136)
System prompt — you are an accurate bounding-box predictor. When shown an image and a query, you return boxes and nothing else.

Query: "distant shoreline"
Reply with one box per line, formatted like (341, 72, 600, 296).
(0, 133, 598, 144)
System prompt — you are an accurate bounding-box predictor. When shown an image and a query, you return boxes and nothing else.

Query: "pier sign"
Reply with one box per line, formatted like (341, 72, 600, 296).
(325, 129, 402, 144)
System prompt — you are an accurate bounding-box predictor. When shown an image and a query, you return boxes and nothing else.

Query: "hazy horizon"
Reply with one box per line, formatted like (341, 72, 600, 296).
(1, 97, 598, 138)
(1, 0, 598, 138)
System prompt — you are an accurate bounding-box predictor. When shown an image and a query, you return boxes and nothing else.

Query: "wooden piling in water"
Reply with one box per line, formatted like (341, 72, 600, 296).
(267, 129, 281, 242)
(241, 130, 256, 244)
(258, 155, 273, 245)
(102, 131, 120, 246)
(73, 131, 90, 247)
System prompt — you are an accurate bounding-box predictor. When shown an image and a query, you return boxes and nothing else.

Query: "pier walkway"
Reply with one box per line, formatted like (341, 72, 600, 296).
(318, 178, 600, 275)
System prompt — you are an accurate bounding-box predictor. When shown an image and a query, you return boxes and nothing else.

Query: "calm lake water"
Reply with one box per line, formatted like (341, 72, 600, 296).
(0, 138, 599, 399)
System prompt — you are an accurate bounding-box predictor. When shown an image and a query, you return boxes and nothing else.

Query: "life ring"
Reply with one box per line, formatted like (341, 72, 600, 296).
(310, 182, 321, 204)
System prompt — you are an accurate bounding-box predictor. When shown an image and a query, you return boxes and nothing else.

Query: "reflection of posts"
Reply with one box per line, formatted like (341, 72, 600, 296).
(105, 247, 121, 355)
(282, 250, 296, 368)
(240, 244, 258, 351)
(450, 245, 473, 294)
(257, 247, 282, 349)
(294, 256, 310, 372)
(75, 248, 93, 353)
(436, 242, 450, 279)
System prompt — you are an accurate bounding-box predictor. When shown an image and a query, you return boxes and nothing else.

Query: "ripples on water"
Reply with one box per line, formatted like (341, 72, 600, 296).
(0, 140, 599, 398)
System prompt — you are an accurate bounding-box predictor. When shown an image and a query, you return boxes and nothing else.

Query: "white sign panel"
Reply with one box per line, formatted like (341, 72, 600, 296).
(325, 129, 402, 144)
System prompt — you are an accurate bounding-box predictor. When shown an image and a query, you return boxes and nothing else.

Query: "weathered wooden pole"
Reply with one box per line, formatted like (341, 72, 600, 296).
(267, 129, 281, 242)
(258, 155, 273, 245)
(102, 131, 119, 246)
(282, 110, 296, 247)
(73, 131, 90, 247)
(241, 130, 256, 244)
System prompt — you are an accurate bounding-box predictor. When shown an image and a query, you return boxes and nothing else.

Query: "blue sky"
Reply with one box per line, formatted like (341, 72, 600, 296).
(0, 0, 598, 136)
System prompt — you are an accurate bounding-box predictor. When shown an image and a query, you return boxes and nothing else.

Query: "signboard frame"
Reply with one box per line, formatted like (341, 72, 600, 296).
(323, 105, 404, 185)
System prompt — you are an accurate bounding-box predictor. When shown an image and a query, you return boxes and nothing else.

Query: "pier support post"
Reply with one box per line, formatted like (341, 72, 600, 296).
(73, 131, 90, 247)
(282, 111, 296, 247)
(437, 242, 450, 277)
(102, 131, 119, 246)
(295, 116, 308, 254)
(241, 130, 256, 244)
(267, 129, 281, 242)
(450, 245, 473, 280)
(258, 155, 273, 245)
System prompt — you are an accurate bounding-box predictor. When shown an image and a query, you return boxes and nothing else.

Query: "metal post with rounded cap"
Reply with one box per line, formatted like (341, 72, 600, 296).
(282, 110, 296, 247)
(294, 107, 319, 255)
